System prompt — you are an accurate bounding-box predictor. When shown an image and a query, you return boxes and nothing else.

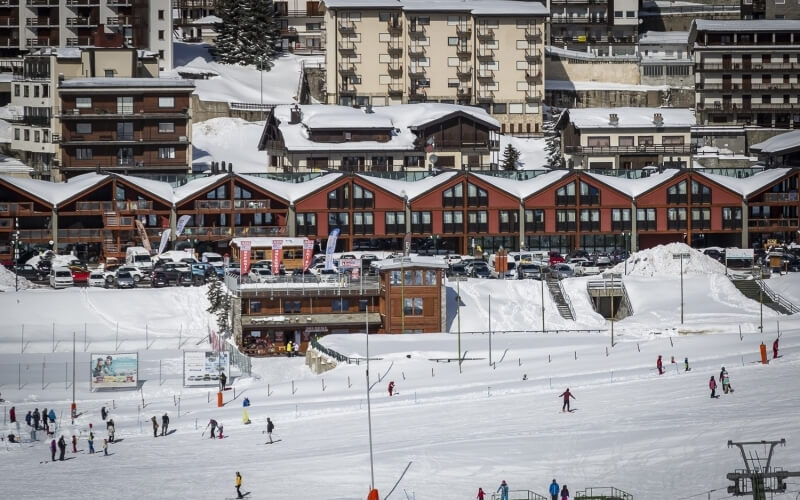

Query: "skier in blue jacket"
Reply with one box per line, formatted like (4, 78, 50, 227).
(497, 480, 509, 500)
(549, 479, 560, 500)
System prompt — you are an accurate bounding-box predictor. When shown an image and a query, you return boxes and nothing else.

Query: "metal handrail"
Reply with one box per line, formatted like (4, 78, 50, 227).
(621, 281, 634, 316)
(575, 487, 633, 500)
(755, 279, 800, 314)
(556, 277, 576, 319)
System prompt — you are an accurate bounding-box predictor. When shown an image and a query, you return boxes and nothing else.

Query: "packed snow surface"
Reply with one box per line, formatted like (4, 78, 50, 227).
(0, 265, 35, 291)
(192, 118, 268, 173)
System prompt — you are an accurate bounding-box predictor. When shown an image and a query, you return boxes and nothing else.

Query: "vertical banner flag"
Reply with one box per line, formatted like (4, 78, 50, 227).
(403, 232, 412, 256)
(324, 228, 340, 270)
(240, 240, 252, 276)
(271, 240, 283, 274)
(175, 214, 192, 237)
(157, 229, 171, 255)
(135, 219, 152, 253)
(302, 239, 314, 272)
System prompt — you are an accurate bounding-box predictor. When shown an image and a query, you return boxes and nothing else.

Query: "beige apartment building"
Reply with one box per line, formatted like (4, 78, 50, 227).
(321, 0, 548, 134)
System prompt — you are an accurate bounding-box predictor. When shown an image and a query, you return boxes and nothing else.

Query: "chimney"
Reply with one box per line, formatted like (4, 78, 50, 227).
(220, 161, 226, 174)
(609, 113, 618, 125)
(289, 104, 302, 124)
(653, 112, 664, 125)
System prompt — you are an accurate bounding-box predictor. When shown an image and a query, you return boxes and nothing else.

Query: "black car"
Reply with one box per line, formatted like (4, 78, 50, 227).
(10, 264, 46, 281)
(151, 271, 170, 288)
(36, 259, 52, 273)
(447, 264, 468, 278)
(471, 266, 492, 278)
(153, 263, 189, 283)
(177, 270, 194, 286)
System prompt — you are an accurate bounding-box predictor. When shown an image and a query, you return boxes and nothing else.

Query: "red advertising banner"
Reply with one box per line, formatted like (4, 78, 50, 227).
(240, 240, 251, 276)
(302, 239, 314, 272)
(271, 240, 283, 274)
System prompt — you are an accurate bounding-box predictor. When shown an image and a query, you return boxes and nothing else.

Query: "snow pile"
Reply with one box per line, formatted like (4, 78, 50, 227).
(192, 117, 267, 173)
(0, 265, 35, 291)
(25, 251, 80, 269)
(613, 243, 726, 277)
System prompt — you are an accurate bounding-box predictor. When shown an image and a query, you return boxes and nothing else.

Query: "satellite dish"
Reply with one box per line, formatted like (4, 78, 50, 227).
(429, 154, 438, 164)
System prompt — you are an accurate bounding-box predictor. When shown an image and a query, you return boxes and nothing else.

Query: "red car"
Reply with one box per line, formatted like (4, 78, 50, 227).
(548, 251, 565, 266)
(69, 265, 90, 283)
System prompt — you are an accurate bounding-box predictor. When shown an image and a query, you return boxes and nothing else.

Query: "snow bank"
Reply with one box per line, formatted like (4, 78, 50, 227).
(613, 242, 726, 277)
(25, 251, 80, 269)
(0, 265, 35, 292)
(192, 117, 268, 173)
(499, 135, 549, 170)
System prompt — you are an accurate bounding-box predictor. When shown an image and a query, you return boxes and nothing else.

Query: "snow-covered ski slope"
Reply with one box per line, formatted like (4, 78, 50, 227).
(0, 243, 798, 499)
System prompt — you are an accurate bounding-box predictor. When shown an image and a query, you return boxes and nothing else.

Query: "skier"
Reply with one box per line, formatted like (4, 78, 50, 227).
(101, 406, 107, 421)
(50, 439, 57, 462)
(295, 341, 301, 356)
(559, 388, 575, 412)
(219, 372, 227, 393)
(709, 376, 717, 398)
(48, 409, 56, 425)
(266, 417, 275, 443)
(286, 340, 293, 357)
(88, 432, 95, 454)
(243, 397, 250, 407)
(151, 416, 159, 438)
(161, 413, 169, 436)
(42, 407, 48, 426)
(657, 355, 664, 375)
(209, 419, 218, 439)
(107, 419, 115, 443)
(560, 484, 570, 500)
(773, 337, 779, 359)
(243, 409, 251, 425)
(103, 439, 108, 456)
(388, 381, 395, 396)
(32, 408, 40, 429)
(235, 472, 244, 499)
(71, 435, 77, 453)
(719, 366, 726, 385)
(477, 487, 486, 500)
(58, 435, 66, 461)
(723, 372, 734, 394)
(549, 479, 560, 500)
(497, 480, 509, 500)
(9, 406, 15, 423)
(217, 424, 224, 439)
(25, 411, 32, 427)
(684, 357, 690, 372)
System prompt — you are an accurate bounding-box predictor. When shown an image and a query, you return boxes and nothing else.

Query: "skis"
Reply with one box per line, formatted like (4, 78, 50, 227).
(260, 439, 282, 445)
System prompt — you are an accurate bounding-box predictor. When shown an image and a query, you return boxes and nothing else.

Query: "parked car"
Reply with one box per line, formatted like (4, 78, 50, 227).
(593, 253, 612, 266)
(471, 265, 492, 279)
(87, 272, 106, 287)
(569, 259, 601, 276)
(548, 251, 565, 265)
(248, 268, 276, 283)
(36, 259, 52, 274)
(115, 265, 146, 283)
(191, 263, 218, 282)
(49, 267, 74, 289)
(447, 264, 469, 278)
(550, 263, 574, 280)
(150, 271, 170, 288)
(517, 263, 544, 280)
(114, 271, 136, 289)
(10, 264, 46, 281)
(317, 268, 341, 283)
(177, 270, 194, 287)
(153, 263, 190, 283)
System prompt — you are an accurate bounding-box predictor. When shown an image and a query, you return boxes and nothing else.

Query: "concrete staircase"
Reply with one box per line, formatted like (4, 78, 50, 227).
(546, 277, 575, 320)
(730, 278, 798, 315)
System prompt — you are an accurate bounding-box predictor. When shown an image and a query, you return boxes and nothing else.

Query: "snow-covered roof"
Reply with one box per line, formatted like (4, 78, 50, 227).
(0, 172, 109, 207)
(693, 19, 800, 33)
(694, 168, 792, 198)
(191, 15, 222, 25)
(546, 46, 638, 62)
(0, 155, 32, 176)
(568, 107, 696, 130)
(173, 174, 229, 204)
(59, 78, 195, 89)
(371, 256, 448, 270)
(323, 0, 548, 15)
(585, 169, 681, 199)
(356, 171, 459, 201)
(116, 174, 176, 204)
(639, 31, 689, 45)
(244, 173, 344, 204)
(471, 171, 571, 201)
(269, 104, 498, 153)
(32, 47, 81, 59)
(749, 130, 800, 155)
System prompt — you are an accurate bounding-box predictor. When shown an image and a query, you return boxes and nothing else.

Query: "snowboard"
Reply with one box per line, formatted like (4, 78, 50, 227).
(260, 439, 282, 445)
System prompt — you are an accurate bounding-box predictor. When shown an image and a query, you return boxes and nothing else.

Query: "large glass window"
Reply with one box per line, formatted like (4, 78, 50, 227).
(580, 209, 600, 232)
(722, 207, 742, 229)
(499, 210, 518, 233)
(385, 211, 405, 234)
(403, 297, 424, 316)
(353, 212, 374, 234)
(328, 212, 349, 234)
(117, 122, 133, 140)
(691, 208, 711, 229)
(667, 181, 688, 204)
(637, 208, 656, 230)
(467, 210, 488, 232)
(611, 208, 632, 231)
(411, 211, 432, 233)
(556, 210, 576, 231)
(442, 183, 464, 207)
(556, 182, 576, 205)
(353, 185, 374, 208)
(116, 96, 133, 115)
(443, 211, 463, 233)
(158, 96, 175, 108)
(467, 183, 488, 207)
(296, 213, 317, 235)
(580, 181, 600, 205)
(667, 207, 687, 230)
(691, 181, 711, 204)
(76, 97, 92, 109)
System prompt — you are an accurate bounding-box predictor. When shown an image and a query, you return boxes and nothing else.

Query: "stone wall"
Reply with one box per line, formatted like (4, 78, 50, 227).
(546, 59, 640, 85)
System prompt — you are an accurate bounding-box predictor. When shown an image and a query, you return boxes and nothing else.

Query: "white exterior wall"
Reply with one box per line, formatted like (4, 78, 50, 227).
(148, 4, 173, 72)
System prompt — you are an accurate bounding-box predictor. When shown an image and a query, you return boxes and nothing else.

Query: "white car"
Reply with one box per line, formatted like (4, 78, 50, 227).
(87, 272, 106, 287)
(49, 267, 74, 289)
(248, 268, 275, 283)
(115, 265, 146, 283)
(444, 254, 463, 266)
(317, 268, 341, 283)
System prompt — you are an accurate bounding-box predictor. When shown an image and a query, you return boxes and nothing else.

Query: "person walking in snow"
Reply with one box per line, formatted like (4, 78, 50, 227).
(559, 388, 575, 412)
(243, 397, 250, 407)
(286, 340, 293, 357)
(42, 407, 48, 426)
(684, 357, 690, 372)
(560, 484, 570, 500)
(103, 439, 108, 456)
(107, 419, 115, 443)
(88, 432, 95, 454)
(219, 372, 227, 393)
(719, 366, 726, 385)
(48, 409, 56, 426)
(266, 417, 274, 443)
(709, 376, 717, 398)
(9, 406, 15, 423)
(217, 424, 224, 439)
(25, 410, 32, 427)
(101, 406, 107, 421)
(477, 487, 486, 500)
(388, 381, 395, 396)
(549, 479, 560, 500)
(161, 413, 169, 436)
(773, 337, 779, 359)
(32, 408, 40, 429)
(151, 416, 159, 438)
(58, 435, 66, 461)
(497, 480, 509, 500)
(235, 472, 244, 499)
(50, 439, 57, 462)
(71, 435, 77, 453)
(723, 372, 734, 394)
(209, 419, 218, 439)
(657, 355, 664, 375)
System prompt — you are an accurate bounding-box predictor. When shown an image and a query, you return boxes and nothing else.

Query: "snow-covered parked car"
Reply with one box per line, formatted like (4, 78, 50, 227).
(87, 271, 106, 287)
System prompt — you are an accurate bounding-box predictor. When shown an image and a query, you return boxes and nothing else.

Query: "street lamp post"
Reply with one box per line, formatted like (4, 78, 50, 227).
(457, 277, 462, 374)
(541, 273, 545, 331)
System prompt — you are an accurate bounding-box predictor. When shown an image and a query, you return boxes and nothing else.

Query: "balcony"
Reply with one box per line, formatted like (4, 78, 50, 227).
(338, 21, 356, 34)
(26, 38, 58, 48)
(0, 37, 18, 47)
(387, 84, 403, 96)
(106, 0, 132, 5)
(233, 226, 286, 237)
(102, 214, 134, 228)
(763, 193, 799, 202)
(337, 40, 356, 54)
(233, 199, 271, 210)
(698, 82, 800, 91)
(76, 200, 153, 212)
(564, 145, 695, 155)
(525, 29, 541, 43)
(106, 16, 136, 26)
(456, 24, 471, 38)
(551, 14, 590, 23)
(408, 44, 425, 57)
(0, 202, 34, 215)
(57, 229, 103, 241)
(698, 62, 800, 72)
(181, 226, 233, 239)
(194, 200, 233, 211)
(697, 102, 800, 111)
(477, 90, 494, 102)
(0, 17, 18, 26)
(525, 91, 542, 103)
(408, 24, 425, 37)
(722, 219, 742, 230)
(66, 0, 101, 5)
(409, 87, 427, 100)
(525, 50, 541, 64)
(387, 63, 402, 77)
(66, 36, 93, 46)
(338, 64, 357, 76)
(26, 0, 58, 6)
(525, 70, 542, 84)
(477, 70, 494, 80)
(387, 21, 402, 35)
(748, 217, 800, 229)
(456, 45, 471, 58)
(477, 48, 494, 59)
(476, 27, 494, 40)
(66, 17, 98, 27)
(26, 17, 58, 26)
(457, 87, 472, 98)
(339, 86, 356, 96)
(387, 41, 402, 56)
(456, 66, 472, 79)
(408, 65, 426, 77)
(556, 195, 576, 206)
(556, 222, 577, 232)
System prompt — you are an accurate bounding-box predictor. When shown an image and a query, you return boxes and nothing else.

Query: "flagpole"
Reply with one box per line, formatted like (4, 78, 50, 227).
(365, 302, 375, 490)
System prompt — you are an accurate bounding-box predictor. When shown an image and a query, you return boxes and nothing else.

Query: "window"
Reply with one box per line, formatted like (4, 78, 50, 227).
(327, 185, 350, 209)
(104, 70, 114, 78)
(385, 212, 405, 234)
(42, 84, 49, 98)
(638, 136, 654, 146)
(117, 122, 133, 140)
(556, 210, 576, 231)
(328, 212, 349, 234)
(76, 97, 92, 108)
(493, 103, 507, 114)
(158, 122, 175, 133)
(467, 210, 488, 233)
(587, 136, 610, 147)
(158, 96, 175, 108)
(611, 208, 631, 231)
(662, 136, 685, 145)
(499, 210, 518, 233)
(666, 66, 689, 76)
(353, 185, 374, 208)
(580, 181, 600, 205)
(643, 65, 664, 77)
(618, 136, 634, 147)
(158, 147, 175, 159)
(76, 123, 92, 135)
(353, 212, 374, 234)
(296, 213, 317, 235)
(580, 209, 600, 232)
(525, 209, 544, 231)
(556, 182, 576, 205)
(159, 50, 165, 61)
(250, 301, 261, 313)
(722, 207, 742, 229)
(442, 210, 463, 233)
(13, 128, 19, 141)
(332, 299, 350, 312)
(691, 181, 711, 204)
(13, 84, 19, 97)
(411, 211, 432, 233)
(466, 183, 488, 207)
(443, 183, 464, 207)
(667, 181, 688, 204)
(34, 130, 40, 142)
(76, 148, 93, 160)
(614, 10, 623, 17)
(34, 86, 39, 98)
(117, 148, 134, 166)
(637, 208, 657, 230)
(23, 85, 28, 97)
(116, 96, 133, 115)
(667, 207, 687, 230)
(158, 9, 164, 20)
(158, 30, 165, 41)
(448, 37, 459, 46)
(691, 208, 711, 229)
(626, 10, 635, 17)
(23, 129, 29, 141)
(403, 297, 424, 316)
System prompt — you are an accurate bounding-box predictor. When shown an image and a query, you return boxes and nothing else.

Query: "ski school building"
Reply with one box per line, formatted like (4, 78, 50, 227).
(0, 166, 799, 264)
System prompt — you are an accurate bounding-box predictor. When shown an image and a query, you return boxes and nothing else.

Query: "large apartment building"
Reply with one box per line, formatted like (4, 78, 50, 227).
(549, 0, 639, 57)
(691, 19, 800, 129)
(321, 0, 548, 134)
(10, 46, 159, 180)
(0, 0, 172, 71)
(276, 0, 325, 54)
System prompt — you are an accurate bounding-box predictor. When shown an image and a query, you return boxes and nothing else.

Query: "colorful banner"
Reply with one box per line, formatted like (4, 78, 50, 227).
(302, 239, 314, 272)
(240, 240, 252, 275)
(175, 215, 192, 237)
(157, 229, 171, 255)
(324, 228, 340, 270)
(183, 351, 230, 387)
(271, 239, 283, 275)
(135, 220, 152, 253)
(90, 353, 138, 390)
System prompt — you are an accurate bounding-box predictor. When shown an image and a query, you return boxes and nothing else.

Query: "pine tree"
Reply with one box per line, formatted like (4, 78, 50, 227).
(206, 279, 231, 334)
(215, 0, 281, 67)
(247, 0, 282, 69)
(214, 0, 246, 65)
(501, 144, 520, 170)
(544, 108, 565, 169)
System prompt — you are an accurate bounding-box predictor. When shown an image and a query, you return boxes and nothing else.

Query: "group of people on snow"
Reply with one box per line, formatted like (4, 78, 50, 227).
(480, 478, 570, 500)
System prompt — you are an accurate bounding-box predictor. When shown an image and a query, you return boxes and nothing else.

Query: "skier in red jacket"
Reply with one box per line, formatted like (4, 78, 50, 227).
(388, 381, 395, 396)
(773, 338, 779, 359)
(709, 376, 717, 398)
(657, 355, 664, 375)
(559, 388, 575, 412)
